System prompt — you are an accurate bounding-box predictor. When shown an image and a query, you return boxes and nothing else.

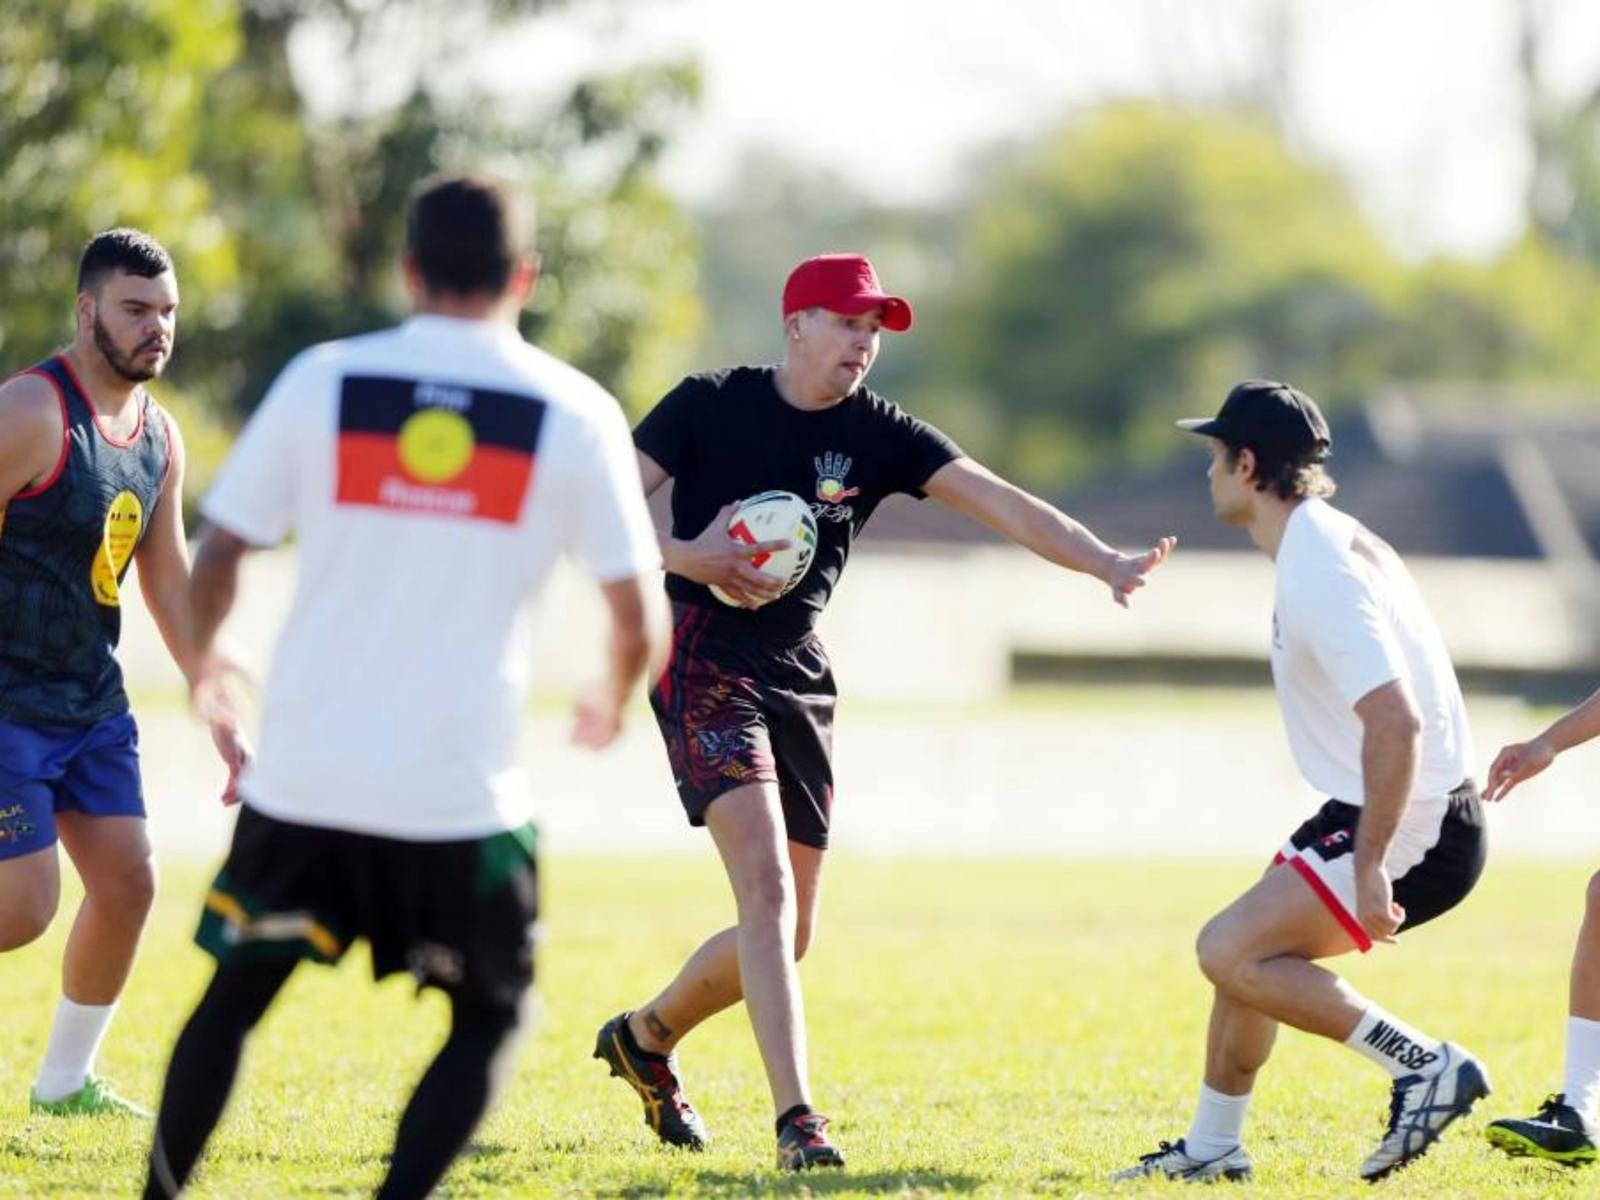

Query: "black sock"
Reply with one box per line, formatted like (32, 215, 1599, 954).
(619, 1011, 667, 1062)
(376, 992, 524, 1200)
(776, 1103, 814, 1135)
(143, 959, 296, 1200)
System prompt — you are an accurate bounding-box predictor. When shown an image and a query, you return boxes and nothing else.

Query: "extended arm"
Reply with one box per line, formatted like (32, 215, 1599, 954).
(1485, 686, 1600, 801)
(133, 420, 203, 683)
(1351, 679, 1423, 942)
(135, 426, 252, 802)
(923, 456, 1175, 606)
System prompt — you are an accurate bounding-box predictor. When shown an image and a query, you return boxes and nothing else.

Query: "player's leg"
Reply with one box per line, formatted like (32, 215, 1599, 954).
(143, 957, 298, 1200)
(378, 988, 530, 1200)
(1205, 860, 1487, 1180)
(597, 612, 789, 1152)
(376, 821, 539, 1198)
(703, 782, 809, 1112)
(595, 832, 822, 1151)
(31, 713, 153, 1112)
(1186, 990, 1277, 1160)
(1485, 867, 1600, 1165)
(628, 839, 825, 1053)
(699, 785, 840, 1170)
(33, 811, 154, 1112)
(0, 726, 66, 951)
(0, 843, 60, 950)
(1111, 870, 1331, 1185)
(146, 804, 355, 1195)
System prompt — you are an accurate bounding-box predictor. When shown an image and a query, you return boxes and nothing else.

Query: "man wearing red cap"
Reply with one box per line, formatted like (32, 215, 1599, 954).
(594, 253, 1175, 1169)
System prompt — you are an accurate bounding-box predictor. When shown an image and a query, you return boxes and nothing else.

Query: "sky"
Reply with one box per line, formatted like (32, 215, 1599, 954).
(301, 0, 1600, 261)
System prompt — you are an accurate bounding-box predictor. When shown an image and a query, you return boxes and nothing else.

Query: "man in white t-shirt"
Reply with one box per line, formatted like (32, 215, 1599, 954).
(1113, 381, 1489, 1185)
(142, 177, 667, 1200)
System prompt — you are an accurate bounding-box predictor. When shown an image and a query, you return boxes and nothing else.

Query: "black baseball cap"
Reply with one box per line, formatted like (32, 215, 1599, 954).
(1177, 379, 1332, 463)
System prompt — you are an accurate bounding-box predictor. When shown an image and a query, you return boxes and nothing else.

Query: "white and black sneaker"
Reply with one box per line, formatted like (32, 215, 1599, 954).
(1110, 1138, 1254, 1183)
(1359, 1042, 1491, 1182)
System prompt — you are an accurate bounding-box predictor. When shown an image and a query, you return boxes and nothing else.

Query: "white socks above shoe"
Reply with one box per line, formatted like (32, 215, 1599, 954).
(1563, 1015, 1600, 1125)
(1344, 1004, 1445, 1080)
(1185, 1082, 1252, 1161)
(33, 997, 116, 1102)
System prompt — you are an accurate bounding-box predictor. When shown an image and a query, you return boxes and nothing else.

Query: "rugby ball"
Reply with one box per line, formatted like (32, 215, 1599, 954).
(709, 490, 819, 607)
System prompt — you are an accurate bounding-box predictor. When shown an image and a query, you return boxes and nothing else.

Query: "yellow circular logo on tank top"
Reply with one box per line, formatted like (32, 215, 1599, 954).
(397, 409, 475, 484)
(92, 490, 143, 607)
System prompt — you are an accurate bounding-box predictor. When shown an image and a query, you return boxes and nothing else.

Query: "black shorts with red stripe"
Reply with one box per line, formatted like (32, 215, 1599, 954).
(650, 602, 836, 850)
(1273, 780, 1486, 952)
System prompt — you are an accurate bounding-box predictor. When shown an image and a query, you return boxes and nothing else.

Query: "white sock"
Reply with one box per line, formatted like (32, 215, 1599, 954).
(1344, 1004, 1445, 1080)
(33, 998, 116, 1101)
(1184, 1082, 1251, 1160)
(1563, 1015, 1600, 1125)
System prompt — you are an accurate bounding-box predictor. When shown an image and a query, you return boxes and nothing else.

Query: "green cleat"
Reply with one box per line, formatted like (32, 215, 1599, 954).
(1486, 1094, 1598, 1167)
(29, 1076, 151, 1118)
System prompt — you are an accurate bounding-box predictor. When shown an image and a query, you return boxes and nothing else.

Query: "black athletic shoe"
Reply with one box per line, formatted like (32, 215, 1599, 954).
(1486, 1094, 1598, 1166)
(1359, 1042, 1491, 1181)
(593, 1012, 709, 1150)
(776, 1111, 845, 1170)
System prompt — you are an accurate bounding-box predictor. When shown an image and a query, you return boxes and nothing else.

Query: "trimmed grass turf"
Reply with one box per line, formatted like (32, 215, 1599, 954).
(0, 855, 1593, 1197)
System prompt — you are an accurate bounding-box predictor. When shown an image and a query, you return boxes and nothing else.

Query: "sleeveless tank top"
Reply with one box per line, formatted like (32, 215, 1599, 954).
(0, 355, 172, 724)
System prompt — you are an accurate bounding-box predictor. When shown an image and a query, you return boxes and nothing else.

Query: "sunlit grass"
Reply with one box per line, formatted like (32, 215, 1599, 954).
(0, 856, 1590, 1196)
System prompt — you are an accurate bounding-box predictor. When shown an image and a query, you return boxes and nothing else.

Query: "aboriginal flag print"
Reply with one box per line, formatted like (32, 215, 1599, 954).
(336, 375, 546, 524)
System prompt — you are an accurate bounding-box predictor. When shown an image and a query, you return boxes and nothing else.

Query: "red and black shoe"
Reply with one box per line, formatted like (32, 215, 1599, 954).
(776, 1111, 845, 1170)
(593, 1012, 709, 1151)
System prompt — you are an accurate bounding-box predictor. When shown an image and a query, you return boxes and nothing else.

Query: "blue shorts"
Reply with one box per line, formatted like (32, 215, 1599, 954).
(0, 712, 145, 861)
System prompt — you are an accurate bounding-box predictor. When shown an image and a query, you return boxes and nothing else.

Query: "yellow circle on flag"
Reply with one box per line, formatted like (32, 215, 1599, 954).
(398, 409, 475, 484)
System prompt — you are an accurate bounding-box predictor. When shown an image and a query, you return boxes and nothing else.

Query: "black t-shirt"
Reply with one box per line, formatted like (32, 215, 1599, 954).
(634, 365, 963, 640)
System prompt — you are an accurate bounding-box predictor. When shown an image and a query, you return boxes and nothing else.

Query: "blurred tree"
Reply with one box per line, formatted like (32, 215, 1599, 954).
(194, 0, 705, 419)
(948, 103, 1405, 487)
(0, 0, 243, 363)
(1515, 0, 1600, 264)
(3, 0, 704, 482)
(0, 1, 246, 511)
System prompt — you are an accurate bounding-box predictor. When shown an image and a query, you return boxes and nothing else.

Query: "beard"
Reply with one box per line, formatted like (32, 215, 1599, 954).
(93, 313, 167, 383)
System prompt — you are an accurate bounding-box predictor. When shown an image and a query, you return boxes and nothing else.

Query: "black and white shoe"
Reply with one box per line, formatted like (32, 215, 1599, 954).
(1359, 1042, 1491, 1182)
(1485, 1093, 1597, 1166)
(1109, 1138, 1254, 1182)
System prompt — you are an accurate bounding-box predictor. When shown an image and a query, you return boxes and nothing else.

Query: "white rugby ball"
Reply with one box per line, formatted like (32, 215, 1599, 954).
(709, 490, 819, 607)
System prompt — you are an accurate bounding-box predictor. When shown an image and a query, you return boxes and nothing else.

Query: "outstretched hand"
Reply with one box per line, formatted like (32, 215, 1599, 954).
(1107, 535, 1177, 608)
(1483, 737, 1555, 802)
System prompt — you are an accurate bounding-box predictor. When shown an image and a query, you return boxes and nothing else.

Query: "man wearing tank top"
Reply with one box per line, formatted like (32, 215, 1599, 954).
(0, 229, 248, 1117)
(1114, 381, 1489, 1185)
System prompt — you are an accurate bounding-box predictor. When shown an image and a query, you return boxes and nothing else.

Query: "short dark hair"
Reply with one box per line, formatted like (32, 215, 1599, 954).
(406, 176, 532, 297)
(1223, 439, 1337, 502)
(77, 228, 173, 293)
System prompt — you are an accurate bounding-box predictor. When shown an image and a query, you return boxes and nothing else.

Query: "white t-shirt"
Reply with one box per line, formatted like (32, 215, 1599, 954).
(202, 315, 660, 839)
(1270, 498, 1472, 806)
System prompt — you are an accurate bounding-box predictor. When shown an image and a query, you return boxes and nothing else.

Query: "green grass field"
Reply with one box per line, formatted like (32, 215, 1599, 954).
(1, 855, 1593, 1197)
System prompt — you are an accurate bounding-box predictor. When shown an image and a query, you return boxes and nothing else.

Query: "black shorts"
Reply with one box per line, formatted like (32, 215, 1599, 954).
(197, 805, 539, 1010)
(650, 603, 837, 850)
(1274, 780, 1486, 952)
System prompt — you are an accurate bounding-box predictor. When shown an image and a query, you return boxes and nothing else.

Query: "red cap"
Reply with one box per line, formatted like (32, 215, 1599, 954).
(781, 254, 913, 332)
